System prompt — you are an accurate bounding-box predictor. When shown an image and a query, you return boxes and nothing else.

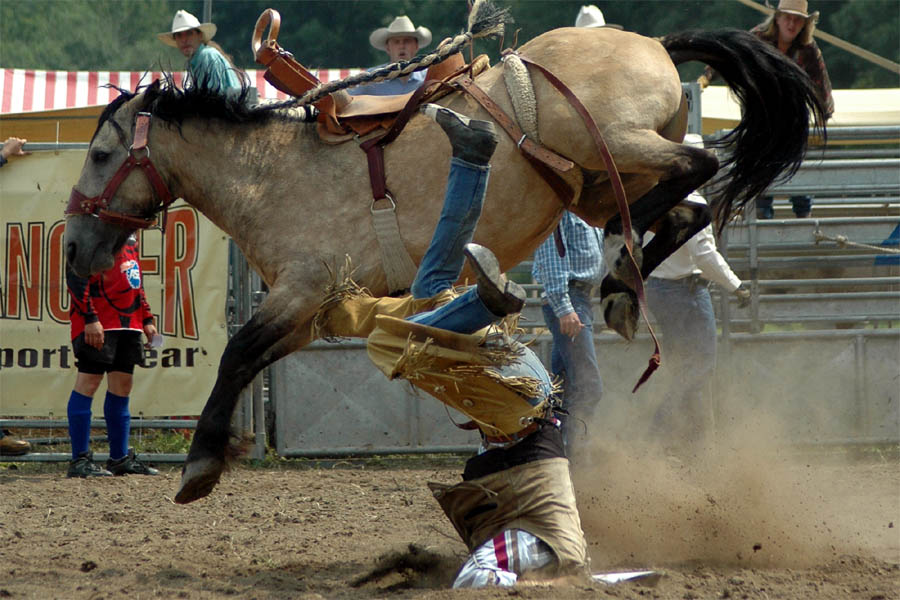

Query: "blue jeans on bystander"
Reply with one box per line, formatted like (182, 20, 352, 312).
(756, 195, 812, 219)
(645, 276, 717, 452)
(541, 283, 603, 453)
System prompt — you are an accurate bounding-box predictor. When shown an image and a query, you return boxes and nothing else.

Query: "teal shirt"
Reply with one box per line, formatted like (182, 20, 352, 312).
(188, 44, 240, 95)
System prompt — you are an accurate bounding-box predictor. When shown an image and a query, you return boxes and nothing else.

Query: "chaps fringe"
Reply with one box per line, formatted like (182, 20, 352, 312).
(311, 255, 372, 342)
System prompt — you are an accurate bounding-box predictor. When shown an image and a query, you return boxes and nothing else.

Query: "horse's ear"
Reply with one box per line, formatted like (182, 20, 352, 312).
(148, 79, 162, 93)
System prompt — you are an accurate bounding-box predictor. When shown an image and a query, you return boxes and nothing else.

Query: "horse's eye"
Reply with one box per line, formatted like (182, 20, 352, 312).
(91, 149, 110, 163)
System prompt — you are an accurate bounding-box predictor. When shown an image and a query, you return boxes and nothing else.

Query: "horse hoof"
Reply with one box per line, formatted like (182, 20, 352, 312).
(602, 293, 637, 341)
(605, 231, 643, 286)
(174, 457, 224, 504)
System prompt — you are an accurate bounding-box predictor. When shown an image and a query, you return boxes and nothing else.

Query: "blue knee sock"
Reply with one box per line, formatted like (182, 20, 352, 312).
(67, 390, 93, 459)
(104, 391, 131, 460)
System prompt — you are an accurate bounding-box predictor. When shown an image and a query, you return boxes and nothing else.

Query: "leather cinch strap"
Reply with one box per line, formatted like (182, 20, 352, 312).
(456, 76, 576, 209)
(359, 80, 444, 201)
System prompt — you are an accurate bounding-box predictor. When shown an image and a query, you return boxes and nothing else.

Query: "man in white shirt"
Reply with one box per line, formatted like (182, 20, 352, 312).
(644, 134, 750, 456)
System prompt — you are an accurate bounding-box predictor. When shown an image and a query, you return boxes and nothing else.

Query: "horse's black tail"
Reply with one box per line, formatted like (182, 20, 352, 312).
(661, 29, 826, 229)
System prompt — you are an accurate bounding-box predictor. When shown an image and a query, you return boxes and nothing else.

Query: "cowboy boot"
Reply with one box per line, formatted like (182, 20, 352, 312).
(421, 104, 499, 165)
(463, 243, 525, 316)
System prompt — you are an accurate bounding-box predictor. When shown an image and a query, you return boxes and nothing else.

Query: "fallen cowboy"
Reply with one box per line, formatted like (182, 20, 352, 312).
(311, 104, 589, 587)
(316, 272, 589, 587)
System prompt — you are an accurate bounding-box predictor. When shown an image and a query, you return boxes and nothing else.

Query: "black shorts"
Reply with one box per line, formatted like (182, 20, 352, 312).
(73, 330, 144, 375)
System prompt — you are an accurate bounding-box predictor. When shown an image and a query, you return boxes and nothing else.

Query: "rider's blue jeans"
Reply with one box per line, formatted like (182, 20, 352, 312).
(408, 157, 499, 334)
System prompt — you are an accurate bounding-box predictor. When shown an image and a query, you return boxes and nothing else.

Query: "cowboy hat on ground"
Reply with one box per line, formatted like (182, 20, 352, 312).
(574, 5, 624, 30)
(157, 10, 217, 47)
(369, 16, 432, 51)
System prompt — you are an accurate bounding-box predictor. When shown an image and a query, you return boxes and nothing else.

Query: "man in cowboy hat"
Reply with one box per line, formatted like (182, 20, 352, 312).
(574, 5, 623, 30)
(349, 15, 433, 96)
(698, 0, 833, 219)
(157, 9, 240, 96)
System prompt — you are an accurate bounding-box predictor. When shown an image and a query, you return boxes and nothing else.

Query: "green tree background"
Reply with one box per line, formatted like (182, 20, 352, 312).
(1, 0, 897, 89)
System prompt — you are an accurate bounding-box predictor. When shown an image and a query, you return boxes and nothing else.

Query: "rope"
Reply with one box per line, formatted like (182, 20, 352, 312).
(813, 227, 900, 254)
(265, 0, 512, 110)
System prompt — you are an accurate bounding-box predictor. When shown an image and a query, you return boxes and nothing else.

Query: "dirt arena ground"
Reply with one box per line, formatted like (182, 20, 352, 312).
(1, 441, 898, 600)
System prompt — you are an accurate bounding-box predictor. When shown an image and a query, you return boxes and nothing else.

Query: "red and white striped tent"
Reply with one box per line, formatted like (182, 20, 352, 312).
(1, 67, 362, 114)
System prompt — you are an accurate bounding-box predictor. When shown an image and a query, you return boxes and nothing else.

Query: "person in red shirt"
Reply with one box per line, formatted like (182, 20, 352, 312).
(65, 234, 159, 477)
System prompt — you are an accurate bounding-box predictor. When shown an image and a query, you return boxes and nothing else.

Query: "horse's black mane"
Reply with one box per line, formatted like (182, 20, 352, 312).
(93, 73, 305, 141)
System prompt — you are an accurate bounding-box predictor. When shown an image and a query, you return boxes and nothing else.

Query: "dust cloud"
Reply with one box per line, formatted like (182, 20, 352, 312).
(571, 386, 896, 571)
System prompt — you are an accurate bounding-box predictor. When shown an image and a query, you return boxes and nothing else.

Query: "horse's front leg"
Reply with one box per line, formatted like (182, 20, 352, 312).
(175, 289, 315, 504)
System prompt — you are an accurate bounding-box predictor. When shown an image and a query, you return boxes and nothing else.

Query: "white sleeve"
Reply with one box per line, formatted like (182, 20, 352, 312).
(690, 226, 742, 292)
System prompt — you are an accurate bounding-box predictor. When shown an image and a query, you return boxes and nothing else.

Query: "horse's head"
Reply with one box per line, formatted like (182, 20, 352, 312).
(65, 83, 173, 276)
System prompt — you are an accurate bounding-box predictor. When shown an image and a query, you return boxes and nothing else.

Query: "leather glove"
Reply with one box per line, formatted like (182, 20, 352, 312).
(697, 74, 710, 90)
(734, 284, 751, 309)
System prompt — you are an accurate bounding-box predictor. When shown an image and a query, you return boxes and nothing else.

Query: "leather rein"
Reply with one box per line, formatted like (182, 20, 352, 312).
(66, 112, 177, 232)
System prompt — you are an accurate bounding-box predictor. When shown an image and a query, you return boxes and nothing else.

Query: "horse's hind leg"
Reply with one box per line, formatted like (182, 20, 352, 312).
(598, 132, 718, 339)
(600, 202, 711, 339)
(602, 132, 718, 286)
(640, 201, 711, 274)
(175, 288, 315, 504)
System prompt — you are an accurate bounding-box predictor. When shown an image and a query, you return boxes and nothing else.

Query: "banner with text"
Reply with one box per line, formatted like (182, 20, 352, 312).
(0, 150, 229, 416)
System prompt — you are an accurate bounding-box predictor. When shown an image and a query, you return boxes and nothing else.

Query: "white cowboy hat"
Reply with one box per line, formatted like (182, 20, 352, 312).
(157, 10, 217, 47)
(776, 0, 811, 18)
(369, 16, 432, 52)
(575, 5, 606, 28)
(575, 5, 624, 30)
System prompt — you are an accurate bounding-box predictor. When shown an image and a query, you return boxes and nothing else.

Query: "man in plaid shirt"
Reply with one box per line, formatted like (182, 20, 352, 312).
(532, 212, 605, 461)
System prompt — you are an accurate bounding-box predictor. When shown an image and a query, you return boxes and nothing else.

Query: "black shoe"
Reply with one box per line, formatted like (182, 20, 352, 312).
(421, 104, 499, 165)
(464, 243, 525, 317)
(67, 451, 113, 478)
(107, 448, 159, 476)
(0, 430, 31, 456)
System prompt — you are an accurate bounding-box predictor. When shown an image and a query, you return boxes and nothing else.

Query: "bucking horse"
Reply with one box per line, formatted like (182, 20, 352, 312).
(63, 8, 824, 503)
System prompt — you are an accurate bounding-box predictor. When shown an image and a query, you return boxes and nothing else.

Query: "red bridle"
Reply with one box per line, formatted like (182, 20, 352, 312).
(66, 112, 177, 231)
